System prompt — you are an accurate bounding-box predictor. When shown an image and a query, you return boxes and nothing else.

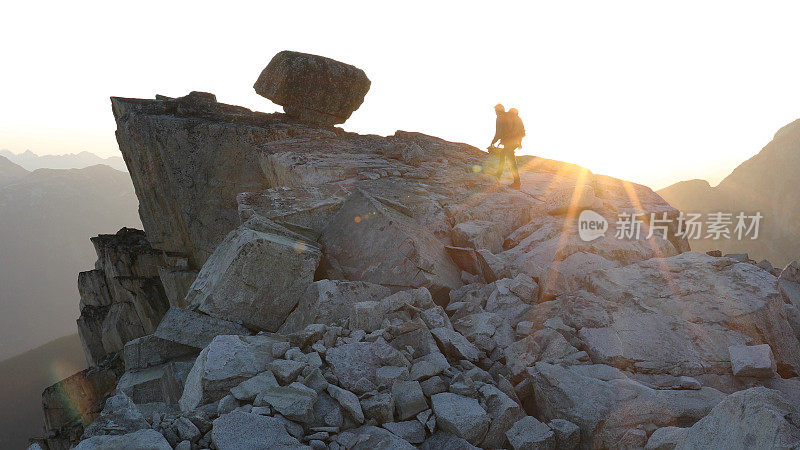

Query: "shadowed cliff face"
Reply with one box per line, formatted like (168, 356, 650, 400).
(659, 119, 800, 267)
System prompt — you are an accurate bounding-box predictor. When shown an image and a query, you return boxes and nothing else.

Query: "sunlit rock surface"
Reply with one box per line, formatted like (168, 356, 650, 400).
(39, 52, 800, 449)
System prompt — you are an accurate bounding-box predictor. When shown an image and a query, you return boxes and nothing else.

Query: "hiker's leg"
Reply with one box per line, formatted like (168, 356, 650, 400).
(494, 150, 506, 179)
(509, 147, 521, 186)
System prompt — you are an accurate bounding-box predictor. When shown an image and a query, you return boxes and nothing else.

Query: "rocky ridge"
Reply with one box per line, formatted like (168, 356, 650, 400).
(30, 52, 800, 449)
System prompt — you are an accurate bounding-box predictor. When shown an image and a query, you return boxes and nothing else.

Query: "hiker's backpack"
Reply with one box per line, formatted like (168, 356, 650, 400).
(513, 115, 525, 139)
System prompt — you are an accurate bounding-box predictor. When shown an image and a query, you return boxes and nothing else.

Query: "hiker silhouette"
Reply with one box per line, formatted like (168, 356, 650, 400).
(489, 104, 525, 189)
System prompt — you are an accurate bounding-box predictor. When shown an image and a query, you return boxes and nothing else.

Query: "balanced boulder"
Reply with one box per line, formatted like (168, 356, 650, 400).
(254, 50, 371, 126)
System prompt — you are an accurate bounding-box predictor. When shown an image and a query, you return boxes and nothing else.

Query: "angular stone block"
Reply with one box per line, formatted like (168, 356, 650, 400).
(123, 334, 197, 371)
(187, 224, 321, 332)
(321, 190, 460, 302)
(117, 361, 194, 405)
(729, 344, 777, 378)
(154, 307, 251, 350)
(179, 335, 278, 411)
(280, 280, 390, 333)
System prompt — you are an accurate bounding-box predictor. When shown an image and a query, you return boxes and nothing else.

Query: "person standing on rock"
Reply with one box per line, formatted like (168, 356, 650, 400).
(489, 104, 525, 189)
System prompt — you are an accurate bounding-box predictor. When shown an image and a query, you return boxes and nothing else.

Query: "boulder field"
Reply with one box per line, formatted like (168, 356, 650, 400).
(30, 51, 800, 450)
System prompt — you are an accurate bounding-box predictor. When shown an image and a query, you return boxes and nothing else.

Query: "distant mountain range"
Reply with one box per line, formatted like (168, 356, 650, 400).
(0, 154, 31, 182)
(0, 156, 140, 360)
(0, 334, 85, 449)
(659, 119, 800, 267)
(0, 149, 127, 172)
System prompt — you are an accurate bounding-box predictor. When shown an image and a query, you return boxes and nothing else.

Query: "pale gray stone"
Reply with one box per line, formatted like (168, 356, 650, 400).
(326, 384, 364, 424)
(410, 360, 443, 381)
(158, 265, 197, 308)
(530, 362, 725, 448)
(392, 380, 428, 420)
(347, 424, 416, 450)
(452, 220, 502, 253)
(302, 368, 329, 393)
(186, 224, 321, 332)
(376, 366, 410, 387)
(350, 300, 385, 332)
(179, 335, 275, 411)
(251, 405, 272, 415)
(678, 376, 702, 390)
(272, 341, 291, 358)
(420, 306, 452, 330)
(479, 384, 524, 448)
(569, 252, 800, 376)
(516, 321, 534, 338)
(82, 391, 149, 438)
(256, 382, 317, 423)
(154, 307, 250, 350)
(217, 394, 238, 415)
(281, 280, 391, 333)
(543, 184, 596, 215)
(676, 387, 800, 450)
(212, 411, 309, 449)
(420, 376, 448, 397)
(431, 392, 489, 445)
(117, 360, 193, 405)
(729, 344, 777, 378)
(321, 190, 461, 302)
(645, 426, 687, 450)
(268, 359, 307, 384)
(548, 419, 580, 450)
(75, 429, 171, 449)
(175, 416, 200, 442)
(361, 391, 395, 423)
(311, 392, 343, 427)
(431, 327, 481, 362)
(383, 420, 426, 444)
(419, 431, 480, 450)
(123, 334, 196, 371)
(381, 287, 434, 311)
(230, 370, 279, 402)
(324, 339, 395, 391)
(506, 416, 555, 450)
(508, 273, 539, 302)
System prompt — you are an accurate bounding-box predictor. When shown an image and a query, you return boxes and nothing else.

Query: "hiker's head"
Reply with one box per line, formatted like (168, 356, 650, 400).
(494, 104, 505, 116)
(508, 108, 519, 116)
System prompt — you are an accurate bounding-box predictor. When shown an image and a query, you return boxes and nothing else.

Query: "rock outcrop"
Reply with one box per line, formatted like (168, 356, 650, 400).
(34, 51, 800, 450)
(675, 387, 800, 449)
(76, 228, 183, 367)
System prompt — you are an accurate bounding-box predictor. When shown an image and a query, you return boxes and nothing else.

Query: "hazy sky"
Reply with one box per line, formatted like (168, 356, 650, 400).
(3, 1, 800, 190)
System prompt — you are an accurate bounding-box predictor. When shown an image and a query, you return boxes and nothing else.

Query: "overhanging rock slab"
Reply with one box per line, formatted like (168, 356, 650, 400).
(321, 189, 460, 301)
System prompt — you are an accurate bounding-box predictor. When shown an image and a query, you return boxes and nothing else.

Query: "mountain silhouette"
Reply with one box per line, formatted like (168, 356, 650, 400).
(659, 119, 800, 267)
